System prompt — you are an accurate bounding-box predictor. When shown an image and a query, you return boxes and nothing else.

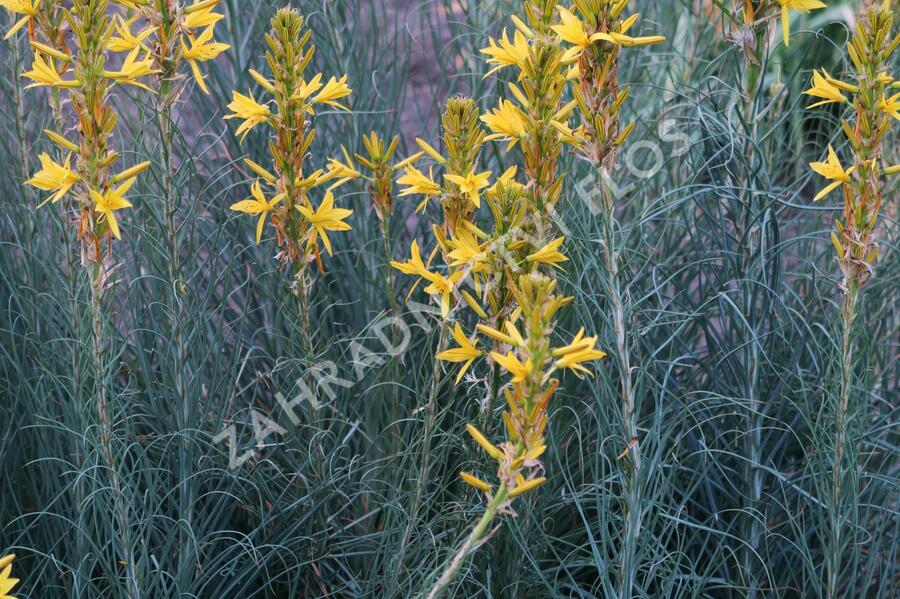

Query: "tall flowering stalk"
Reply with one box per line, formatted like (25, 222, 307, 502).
(16, 0, 156, 595)
(392, 4, 605, 590)
(551, 3, 664, 597)
(803, 4, 897, 597)
(225, 6, 354, 355)
(105, 2, 228, 579)
(111, 0, 229, 282)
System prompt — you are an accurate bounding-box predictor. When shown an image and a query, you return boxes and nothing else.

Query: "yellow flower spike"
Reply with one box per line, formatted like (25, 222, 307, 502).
(225, 90, 271, 142)
(229, 180, 286, 243)
(809, 145, 854, 201)
(459, 471, 492, 492)
(180, 26, 231, 94)
(415, 137, 447, 165)
(885, 164, 900, 176)
(243, 158, 278, 185)
(26, 153, 80, 206)
(22, 53, 81, 89)
(437, 323, 483, 384)
(112, 161, 152, 184)
(0, 553, 19, 598)
(444, 170, 492, 208)
(1, 0, 39, 39)
(508, 476, 547, 498)
(481, 99, 528, 150)
(490, 351, 532, 383)
(465, 424, 503, 460)
(91, 178, 137, 241)
(527, 237, 569, 269)
(779, 0, 826, 46)
(296, 190, 353, 256)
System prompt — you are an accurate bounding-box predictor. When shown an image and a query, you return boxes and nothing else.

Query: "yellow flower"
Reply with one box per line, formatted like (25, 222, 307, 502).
(0, 554, 19, 599)
(879, 93, 900, 121)
(481, 29, 530, 77)
(490, 351, 533, 383)
(553, 328, 606, 378)
(294, 73, 323, 101)
(390, 239, 430, 277)
(444, 170, 492, 208)
(423, 270, 460, 318)
(184, 0, 225, 30)
(298, 74, 352, 111)
(225, 90, 271, 142)
(437, 323, 483, 384)
(321, 147, 363, 189)
(527, 237, 568, 269)
(26, 153, 80, 206)
(481, 99, 527, 149)
(104, 48, 159, 91)
(779, 0, 826, 46)
(230, 180, 285, 243)
(180, 26, 231, 94)
(296, 191, 353, 256)
(809, 145, 854, 202)
(22, 53, 81, 89)
(553, 6, 594, 61)
(803, 69, 850, 108)
(447, 229, 488, 272)
(313, 75, 352, 109)
(397, 165, 442, 212)
(108, 15, 154, 53)
(1, 0, 39, 39)
(91, 178, 137, 240)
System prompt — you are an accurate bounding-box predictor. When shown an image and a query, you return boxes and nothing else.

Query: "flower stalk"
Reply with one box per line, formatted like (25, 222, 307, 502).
(803, 4, 897, 597)
(225, 6, 354, 356)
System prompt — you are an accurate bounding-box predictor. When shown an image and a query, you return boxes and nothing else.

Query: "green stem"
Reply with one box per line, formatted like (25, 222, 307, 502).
(599, 187, 641, 599)
(90, 262, 140, 599)
(425, 483, 510, 599)
(158, 93, 196, 588)
(827, 283, 859, 599)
